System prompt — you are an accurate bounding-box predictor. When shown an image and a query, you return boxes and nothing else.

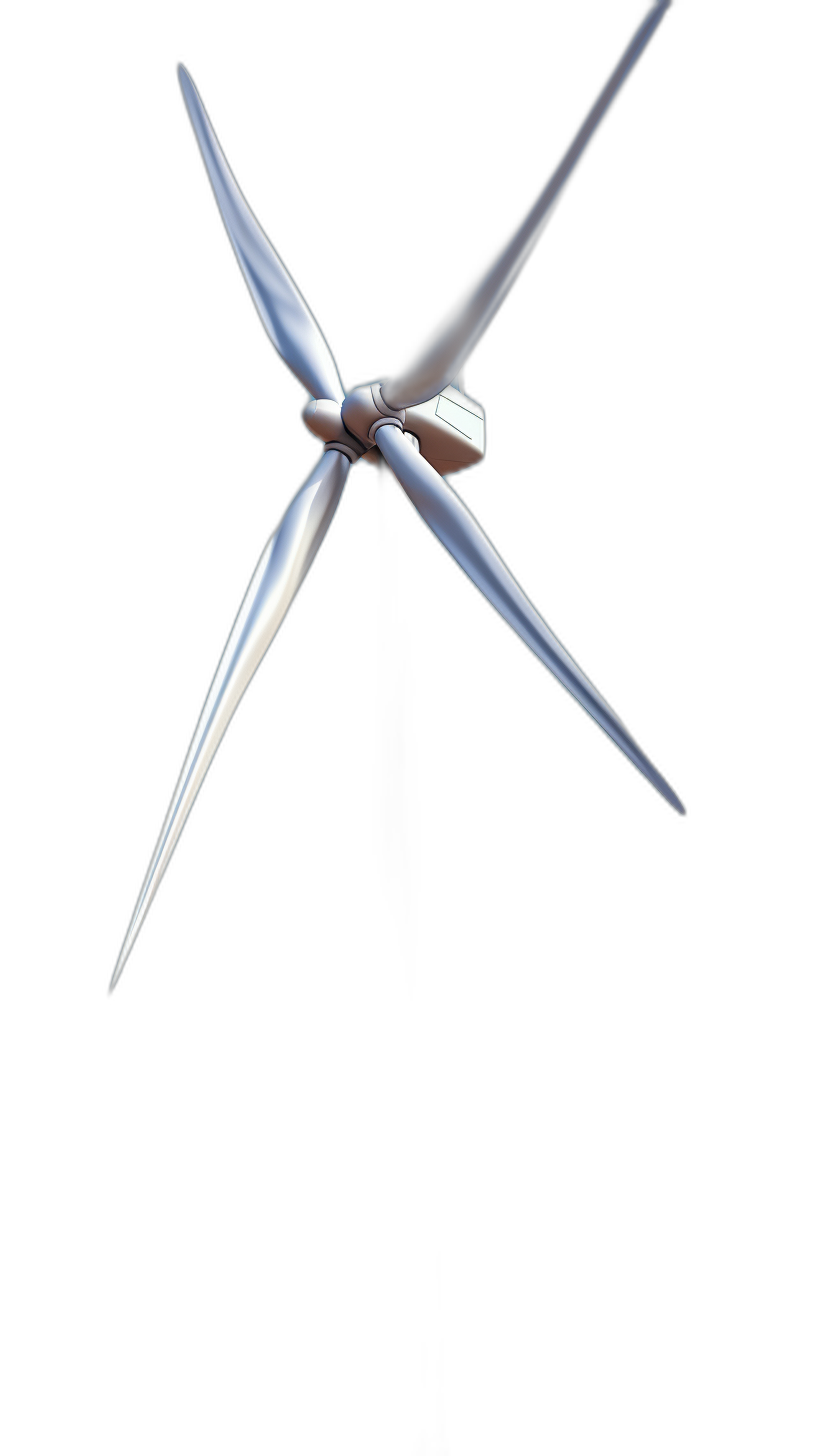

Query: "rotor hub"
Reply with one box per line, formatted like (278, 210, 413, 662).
(302, 384, 406, 462)
(301, 398, 363, 462)
(340, 383, 406, 447)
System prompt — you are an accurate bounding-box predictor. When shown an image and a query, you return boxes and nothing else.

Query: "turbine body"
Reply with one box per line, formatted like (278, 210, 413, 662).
(112, 1, 681, 991)
(303, 383, 485, 475)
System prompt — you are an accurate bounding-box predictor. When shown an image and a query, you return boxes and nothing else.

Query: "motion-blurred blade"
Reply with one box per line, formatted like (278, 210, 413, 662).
(381, 1, 671, 412)
(178, 65, 345, 404)
(376, 424, 683, 813)
(110, 448, 350, 991)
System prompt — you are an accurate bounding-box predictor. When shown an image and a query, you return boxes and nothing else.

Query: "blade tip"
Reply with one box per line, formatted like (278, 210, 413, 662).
(109, 938, 133, 994)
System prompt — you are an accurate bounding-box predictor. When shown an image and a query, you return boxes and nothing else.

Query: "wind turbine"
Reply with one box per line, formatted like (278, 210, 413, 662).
(111, 0, 682, 992)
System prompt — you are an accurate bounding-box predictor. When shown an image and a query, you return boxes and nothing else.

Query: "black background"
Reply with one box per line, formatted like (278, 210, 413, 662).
(38, 2, 743, 1444)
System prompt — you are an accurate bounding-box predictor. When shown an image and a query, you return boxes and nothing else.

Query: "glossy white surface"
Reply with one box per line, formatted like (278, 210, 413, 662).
(178, 67, 345, 404)
(111, 448, 349, 988)
(376, 424, 683, 812)
(404, 384, 485, 475)
(341, 382, 405, 445)
(382, 1, 671, 411)
(302, 398, 359, 452)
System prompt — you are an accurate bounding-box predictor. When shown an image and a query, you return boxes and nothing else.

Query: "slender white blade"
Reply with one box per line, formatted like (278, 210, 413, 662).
(178, 65, 345, 404)
(377, 424, 683, 813)
(382, 1, 672, 412)
(110, 449, 350, 991)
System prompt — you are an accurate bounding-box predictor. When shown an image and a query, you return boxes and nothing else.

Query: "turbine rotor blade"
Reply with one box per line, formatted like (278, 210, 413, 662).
(178, 65, 345, 404)
(376, 424, 683, 813)
(110, 448, 350, 991)
(382, 1, 672, 411)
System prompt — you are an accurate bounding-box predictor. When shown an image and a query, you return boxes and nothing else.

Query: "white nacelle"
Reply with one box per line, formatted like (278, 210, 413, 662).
(403, 385, 485, 476)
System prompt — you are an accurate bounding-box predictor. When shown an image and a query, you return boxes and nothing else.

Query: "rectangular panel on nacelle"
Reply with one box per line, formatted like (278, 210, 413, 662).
(404, 385, 485, 475)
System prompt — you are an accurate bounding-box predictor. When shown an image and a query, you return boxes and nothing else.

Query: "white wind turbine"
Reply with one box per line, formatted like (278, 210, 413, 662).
(112, 0, 682, 991)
